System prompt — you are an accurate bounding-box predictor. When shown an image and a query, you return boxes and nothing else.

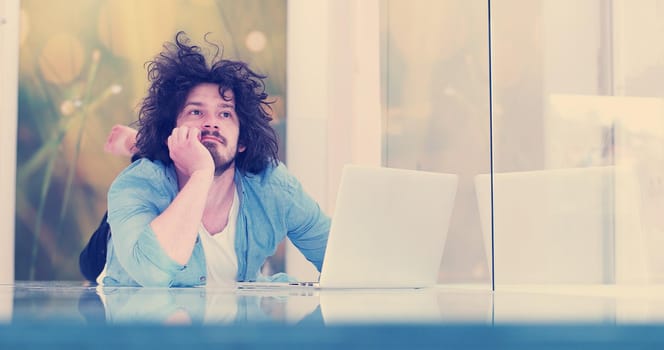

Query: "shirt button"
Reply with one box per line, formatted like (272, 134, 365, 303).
(200, 276, 206, 282)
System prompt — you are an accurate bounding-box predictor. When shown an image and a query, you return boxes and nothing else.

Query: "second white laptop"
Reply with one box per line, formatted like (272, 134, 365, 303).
(238, 164, 458, 289)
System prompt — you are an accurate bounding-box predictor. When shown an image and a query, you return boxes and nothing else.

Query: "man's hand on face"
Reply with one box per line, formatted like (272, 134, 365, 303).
(167, 126, 214, 178)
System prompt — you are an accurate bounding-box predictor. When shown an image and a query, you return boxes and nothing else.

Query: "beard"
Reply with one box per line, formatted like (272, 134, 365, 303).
(200, 130, 238, 176)
(202, 141, 237, 176)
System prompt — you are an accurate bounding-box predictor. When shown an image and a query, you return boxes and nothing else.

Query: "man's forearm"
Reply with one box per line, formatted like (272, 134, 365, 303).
(150, 170, 213, 265)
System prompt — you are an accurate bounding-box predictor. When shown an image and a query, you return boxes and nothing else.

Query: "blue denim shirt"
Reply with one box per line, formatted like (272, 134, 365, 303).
(103, 158, 330, 287)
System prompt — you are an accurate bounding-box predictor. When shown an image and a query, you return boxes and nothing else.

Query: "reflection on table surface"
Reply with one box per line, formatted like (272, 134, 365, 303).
(5, 282, 664, 325)
(6, 283, 664, 348)
(2, 282, 493, 326)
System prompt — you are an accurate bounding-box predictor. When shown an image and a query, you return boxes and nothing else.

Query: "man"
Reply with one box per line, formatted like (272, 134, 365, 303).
(100, 32, 330, 287)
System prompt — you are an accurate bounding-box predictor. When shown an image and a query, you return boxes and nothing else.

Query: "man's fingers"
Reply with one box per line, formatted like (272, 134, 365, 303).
(169, 127, 205, 153)
(168, 126, 186, 146)
(190, 127, 201, 143)
(176, 126, 189, 142)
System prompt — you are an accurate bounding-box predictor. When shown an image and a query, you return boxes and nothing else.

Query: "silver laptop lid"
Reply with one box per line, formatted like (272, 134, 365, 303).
(319, 165, 458, 288)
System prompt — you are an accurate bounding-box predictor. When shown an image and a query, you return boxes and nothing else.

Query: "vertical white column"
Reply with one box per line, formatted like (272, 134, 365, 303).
(285, 0, 381, 280)
(0, 0, 19, 285)
(286, 0, 331, 280)
(326, 0, 381, 213)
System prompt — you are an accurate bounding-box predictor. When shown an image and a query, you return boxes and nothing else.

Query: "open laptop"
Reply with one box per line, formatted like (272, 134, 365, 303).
(238, 164, 458, 289)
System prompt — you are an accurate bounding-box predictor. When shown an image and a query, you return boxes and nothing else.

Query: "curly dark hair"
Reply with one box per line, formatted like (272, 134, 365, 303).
(134, 31, 279, 174)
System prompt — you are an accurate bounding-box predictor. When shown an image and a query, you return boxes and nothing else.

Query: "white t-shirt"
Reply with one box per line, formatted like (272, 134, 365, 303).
(198, 188, 239, 286)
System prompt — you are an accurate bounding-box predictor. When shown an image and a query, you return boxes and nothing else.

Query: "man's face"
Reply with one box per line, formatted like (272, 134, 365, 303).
(176, 83, 245, 175)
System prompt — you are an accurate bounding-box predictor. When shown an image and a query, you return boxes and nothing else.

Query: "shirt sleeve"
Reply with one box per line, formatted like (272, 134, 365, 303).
(283, 169, 331, 271)
(107, 160, 186, 287)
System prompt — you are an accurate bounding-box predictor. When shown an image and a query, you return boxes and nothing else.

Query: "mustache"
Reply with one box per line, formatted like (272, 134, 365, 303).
(200, 130, 227, 144)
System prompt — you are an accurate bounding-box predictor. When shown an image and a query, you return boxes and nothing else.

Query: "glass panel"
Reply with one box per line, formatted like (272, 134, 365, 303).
(382, 0, 491, 284)
(615, 0, 664, 283)
(491, 0, 664, 285)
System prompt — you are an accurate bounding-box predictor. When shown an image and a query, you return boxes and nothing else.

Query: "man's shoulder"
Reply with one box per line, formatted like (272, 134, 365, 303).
(240, 162, 299, 191)
(112, 158, 176, 189)
(121, 157, 170, 176)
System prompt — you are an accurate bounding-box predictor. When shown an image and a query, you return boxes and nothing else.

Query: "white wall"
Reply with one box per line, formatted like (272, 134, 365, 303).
(285, 0, 382, 280)
(0, 0, 19, 284)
